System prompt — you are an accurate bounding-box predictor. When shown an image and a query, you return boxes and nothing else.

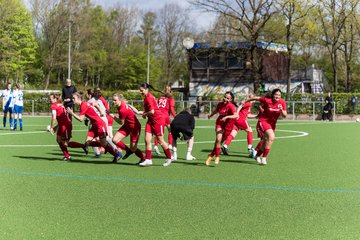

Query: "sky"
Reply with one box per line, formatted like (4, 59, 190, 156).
(90, 0, 216, 31)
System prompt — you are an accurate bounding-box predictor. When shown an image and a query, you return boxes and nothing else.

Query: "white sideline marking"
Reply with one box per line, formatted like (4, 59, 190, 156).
(0, 129, 308, 147)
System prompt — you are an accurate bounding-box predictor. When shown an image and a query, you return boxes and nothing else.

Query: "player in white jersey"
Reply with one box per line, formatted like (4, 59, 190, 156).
(2, 82, 14, 129)
(13, 83, 24, 131)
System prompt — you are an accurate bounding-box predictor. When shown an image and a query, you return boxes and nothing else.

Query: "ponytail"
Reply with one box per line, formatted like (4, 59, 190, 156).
(140, 82, 164, 94)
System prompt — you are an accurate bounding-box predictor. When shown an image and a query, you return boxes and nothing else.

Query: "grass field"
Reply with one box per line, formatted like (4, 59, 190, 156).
(0, 117, 359, 239)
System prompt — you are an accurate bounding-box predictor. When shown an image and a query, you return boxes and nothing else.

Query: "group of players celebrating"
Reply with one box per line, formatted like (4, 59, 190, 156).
(49, 83, 287, 167)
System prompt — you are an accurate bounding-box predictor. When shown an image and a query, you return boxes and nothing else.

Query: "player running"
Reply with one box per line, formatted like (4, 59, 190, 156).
(153, 86, 176, 154)
(221, 95, 256, 157)
(66, 92, 122, 163)
(48, 94, 87, 160)
(110, 93, 145, 163)
(138, 83, 173, 167)
(245, 89, 287, 165)
(206, 91, 238, 166)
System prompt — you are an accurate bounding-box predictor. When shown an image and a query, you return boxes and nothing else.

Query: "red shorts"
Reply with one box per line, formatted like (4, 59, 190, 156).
(164, 115, 171, 125)
(145, 122, 164, 136)
(117, 123, 141, 143)
(107, 114, 114, 126)
(87, 123, 108, 139)
(57, 123, 72, 140)
(256, 120, 276, 139)
(234, 119, 251, 131)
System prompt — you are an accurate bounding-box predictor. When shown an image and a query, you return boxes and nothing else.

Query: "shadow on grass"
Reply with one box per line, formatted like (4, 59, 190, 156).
(14, 154, 142, 166)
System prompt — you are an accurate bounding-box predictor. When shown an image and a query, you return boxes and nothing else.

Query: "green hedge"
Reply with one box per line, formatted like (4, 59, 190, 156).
(20, 92, 360, 115)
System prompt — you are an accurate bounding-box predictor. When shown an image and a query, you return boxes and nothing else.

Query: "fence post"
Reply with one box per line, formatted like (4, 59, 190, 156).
(292, 102, 295, 120)
(32, 100, 35, 116)
(313, 102, 315, 120)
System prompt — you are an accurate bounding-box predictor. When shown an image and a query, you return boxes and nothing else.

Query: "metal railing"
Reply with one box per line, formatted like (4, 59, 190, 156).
(21, 99, 335, 120)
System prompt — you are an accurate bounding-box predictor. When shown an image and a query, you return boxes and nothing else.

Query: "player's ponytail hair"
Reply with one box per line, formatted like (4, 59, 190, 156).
(86, 89, 94, 99)
(140, 82, 164, 94)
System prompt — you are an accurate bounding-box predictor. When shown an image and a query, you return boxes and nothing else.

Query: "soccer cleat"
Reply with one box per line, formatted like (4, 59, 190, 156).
(163, 159, 172, 167)
(261, 158, 267, 165)
(122, 150, 133, 160)
(186, 155, 196, 161)
(154, 146, 161, 155)
(115, 149, 123, 159)
(221, 146, 229, 155)
(112, 155, 121, 163)
(256, 157, 262, 164)
(139, 159, 153, 167)
(82, 146, 89, 155)
(63, 156, 71, 161)
(249, 148, 257, 158)
(20, 128, 23, 131)
(205, 156, 212, 166)
(94, 154, 101, 158)
(214, 156, 220, 165)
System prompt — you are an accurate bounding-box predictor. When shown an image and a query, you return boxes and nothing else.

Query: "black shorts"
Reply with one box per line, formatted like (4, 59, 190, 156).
(171, 127, 193, 141)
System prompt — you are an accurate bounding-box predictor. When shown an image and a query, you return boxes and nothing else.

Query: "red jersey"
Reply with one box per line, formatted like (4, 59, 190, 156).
(98, 96, 109, 111)
(158, 96, 176, 117)
(79, 102, 104, 125)
(51, 102, 71, 125)
(118, 102, 140, 129)
(258, 97, 286, 124)
(238, 101, 252, 120)
(215, 101, 237, 130)
(143, 92, 164, 124)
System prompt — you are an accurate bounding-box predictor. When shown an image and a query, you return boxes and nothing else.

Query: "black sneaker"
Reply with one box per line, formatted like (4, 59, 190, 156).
(82, 146, 89, 155)
(122, 150, 133, 160)
(112, 155, 121, 163)
(63, 156, 71, 161)
(221, 146, 229, 155)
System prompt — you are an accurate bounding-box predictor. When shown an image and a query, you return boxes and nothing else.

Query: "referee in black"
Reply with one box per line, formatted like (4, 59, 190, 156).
(170, 108, 196, 161)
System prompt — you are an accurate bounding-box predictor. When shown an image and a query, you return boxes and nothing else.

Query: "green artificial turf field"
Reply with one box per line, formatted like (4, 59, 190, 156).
(0, 117, 359, 239)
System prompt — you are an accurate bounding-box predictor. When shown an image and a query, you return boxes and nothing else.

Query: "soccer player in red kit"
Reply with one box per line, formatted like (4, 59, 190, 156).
(66, 92, 122, 163)
(245, 88, 287, 165)
(48, 94, 87, 160)
(110, 94, 145, 163)
(221, 96, 256, 157)
(94, 88, 114, 138)
(206, 91, 238, 166)
(138, 83, 173, 167)
(153, 86, 176, 154)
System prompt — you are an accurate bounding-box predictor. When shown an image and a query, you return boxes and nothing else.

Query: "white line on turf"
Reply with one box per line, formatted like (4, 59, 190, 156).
(0, 129, 308, 147)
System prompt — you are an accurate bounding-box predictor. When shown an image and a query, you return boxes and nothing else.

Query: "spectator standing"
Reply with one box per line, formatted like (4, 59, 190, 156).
(61, 79, 77, 120)
(322, 91, 334, 121)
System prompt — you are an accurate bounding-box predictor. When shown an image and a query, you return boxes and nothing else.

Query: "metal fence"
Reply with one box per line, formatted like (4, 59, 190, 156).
(23, 99, 334, 120)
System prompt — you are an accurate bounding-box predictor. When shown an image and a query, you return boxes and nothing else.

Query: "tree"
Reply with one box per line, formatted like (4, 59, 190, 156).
(157, 3, 190, 86)
(0, 0, 37, 82)
(317, 0, 357, 92)
(30, 0, 69, 89)
(276, 0, 314, 99)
